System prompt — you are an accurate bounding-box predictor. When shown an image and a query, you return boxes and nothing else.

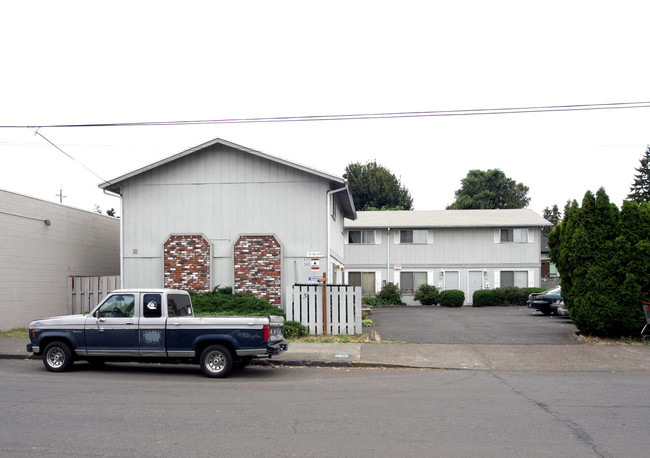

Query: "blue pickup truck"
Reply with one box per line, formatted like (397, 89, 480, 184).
(26, 289, 287, 378)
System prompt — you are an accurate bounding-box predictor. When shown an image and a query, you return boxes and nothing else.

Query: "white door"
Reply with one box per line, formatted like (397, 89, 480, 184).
(445, 271, 459, 290)
(468, 271, 483, 305)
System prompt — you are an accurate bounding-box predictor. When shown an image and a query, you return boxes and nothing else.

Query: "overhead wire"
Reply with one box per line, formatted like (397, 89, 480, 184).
(1, 101, 649, 129)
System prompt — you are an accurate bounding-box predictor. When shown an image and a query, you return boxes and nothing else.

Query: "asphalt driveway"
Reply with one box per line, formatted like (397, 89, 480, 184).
(371, 305, 580, 344)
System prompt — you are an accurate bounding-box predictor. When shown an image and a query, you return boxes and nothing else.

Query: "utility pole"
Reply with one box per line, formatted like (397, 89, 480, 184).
(55, 185, 67, 203)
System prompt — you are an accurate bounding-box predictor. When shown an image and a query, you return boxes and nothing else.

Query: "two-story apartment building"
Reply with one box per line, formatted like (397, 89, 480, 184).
(344, 209, 551, 305)
(100, 138, 355, 307)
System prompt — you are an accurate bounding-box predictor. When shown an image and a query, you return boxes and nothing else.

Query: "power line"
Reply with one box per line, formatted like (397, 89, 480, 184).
(35, 130, 108, 183)
(2, 101, 649, 129)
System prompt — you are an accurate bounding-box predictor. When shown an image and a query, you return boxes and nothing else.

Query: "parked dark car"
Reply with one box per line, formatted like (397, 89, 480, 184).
(527, 286, 562, 315)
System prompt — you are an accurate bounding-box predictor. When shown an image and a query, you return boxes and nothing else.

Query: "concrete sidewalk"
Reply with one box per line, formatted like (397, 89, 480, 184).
(4, 337, 650, 372)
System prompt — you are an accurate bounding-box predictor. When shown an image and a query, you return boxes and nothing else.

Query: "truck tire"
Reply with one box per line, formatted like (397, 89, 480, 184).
(200, 344, 233, 378)
(43, 341, 74, 372)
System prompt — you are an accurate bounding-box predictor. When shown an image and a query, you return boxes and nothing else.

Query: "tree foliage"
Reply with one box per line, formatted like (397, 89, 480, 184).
(627, 146, 650, 203)
(542, 204, 562, 237)
(447, 169, 530, 209)
(548, 188, 647, 336)
(344, 161, 413, 211)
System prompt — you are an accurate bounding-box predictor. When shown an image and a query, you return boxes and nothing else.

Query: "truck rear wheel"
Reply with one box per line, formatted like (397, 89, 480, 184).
(200, 345, 233, 378)
(43, 341, 74, 372)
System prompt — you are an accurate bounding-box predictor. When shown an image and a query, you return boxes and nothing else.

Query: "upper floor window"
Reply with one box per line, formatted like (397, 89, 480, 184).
(348, 230, 376, 244)
(400, 229, 427, 244)
(500, 228, 528, 243)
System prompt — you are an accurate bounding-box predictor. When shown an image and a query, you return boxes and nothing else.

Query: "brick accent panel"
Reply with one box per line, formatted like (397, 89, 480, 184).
(164, 235, 211, 293)
(234, 235, 281, 306)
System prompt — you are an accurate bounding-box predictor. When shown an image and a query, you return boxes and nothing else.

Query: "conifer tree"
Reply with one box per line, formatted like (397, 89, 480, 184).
(628, 146, 650, 203)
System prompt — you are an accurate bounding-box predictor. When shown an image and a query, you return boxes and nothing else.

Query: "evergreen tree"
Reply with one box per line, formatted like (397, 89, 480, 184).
(549, 188, 646, 336)
(344, 161, 413, 211)
(628, 146, 650, 203)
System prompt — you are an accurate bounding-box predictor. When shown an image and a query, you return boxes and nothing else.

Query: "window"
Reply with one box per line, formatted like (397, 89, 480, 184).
(168, 294, 193, 317)
(348, 230, 376, 244)
(400, 272, 427, 294)
(96, 294, 135, 318)
(400, 229, 427, 244)
(143, 294, 162, 318)
(348, 272, 376, 295)
(500, 271, 528, 288)
(500, 228, 528, 243)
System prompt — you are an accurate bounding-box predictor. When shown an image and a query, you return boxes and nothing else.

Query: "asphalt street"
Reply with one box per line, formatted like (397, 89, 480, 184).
(2, 359, 649, 457)
(371, 305, 580, 344)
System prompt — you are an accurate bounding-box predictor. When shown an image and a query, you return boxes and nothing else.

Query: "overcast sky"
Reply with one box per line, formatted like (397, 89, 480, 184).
(1, 1, 649, 217)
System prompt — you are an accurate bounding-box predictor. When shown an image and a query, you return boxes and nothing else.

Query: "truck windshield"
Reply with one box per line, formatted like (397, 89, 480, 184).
(168, 294, 192, 317)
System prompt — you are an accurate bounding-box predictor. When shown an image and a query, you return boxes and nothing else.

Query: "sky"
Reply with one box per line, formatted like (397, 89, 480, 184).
(1, 1, 649, 218)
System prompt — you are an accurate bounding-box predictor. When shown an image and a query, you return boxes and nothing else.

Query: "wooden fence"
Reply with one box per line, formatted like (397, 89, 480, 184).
(286, 284, 362, 335)
(67, 275, 120, 314)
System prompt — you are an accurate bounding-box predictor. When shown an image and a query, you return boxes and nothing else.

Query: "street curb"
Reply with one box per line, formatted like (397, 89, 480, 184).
(252, 359, 422, 370)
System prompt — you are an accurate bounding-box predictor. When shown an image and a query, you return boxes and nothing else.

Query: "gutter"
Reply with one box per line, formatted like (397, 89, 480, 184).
(103, 188, 124, 289)
(326, 185, 349, 280)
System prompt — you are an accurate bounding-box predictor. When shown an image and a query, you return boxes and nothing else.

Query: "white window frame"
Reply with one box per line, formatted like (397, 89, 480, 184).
(494, 228, 532, 244)
(347, 230, 378, 244)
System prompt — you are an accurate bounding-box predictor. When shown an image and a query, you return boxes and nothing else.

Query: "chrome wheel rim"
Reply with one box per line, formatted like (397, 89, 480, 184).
(46, 347, 65, 368)
(206, 351, 225, 373)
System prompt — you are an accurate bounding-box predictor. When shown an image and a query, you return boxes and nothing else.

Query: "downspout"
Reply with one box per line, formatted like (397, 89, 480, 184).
(327, 185, 349, 281)
(387, 227, 390, 285)
(103, 188, 123, 288)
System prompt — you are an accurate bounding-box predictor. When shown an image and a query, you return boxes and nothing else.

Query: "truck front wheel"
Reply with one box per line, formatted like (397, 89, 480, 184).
(43, 341, 74, 372)
(200, 345, 233, 378)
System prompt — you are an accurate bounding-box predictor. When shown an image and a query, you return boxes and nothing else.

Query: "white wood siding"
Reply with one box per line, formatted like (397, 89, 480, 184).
(120, 143, 337, 303)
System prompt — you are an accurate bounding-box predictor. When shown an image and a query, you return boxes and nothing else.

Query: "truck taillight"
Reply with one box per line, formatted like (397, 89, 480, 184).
(263, 325, 270, 342)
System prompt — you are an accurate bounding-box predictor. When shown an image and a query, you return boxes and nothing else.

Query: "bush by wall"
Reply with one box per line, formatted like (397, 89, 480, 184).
(472, 289, 498, 307)
(189, 287, 284, 317)
(414, 284, 439, 305)
(374, 282, 405, 305)
(439, 289, 465, 307)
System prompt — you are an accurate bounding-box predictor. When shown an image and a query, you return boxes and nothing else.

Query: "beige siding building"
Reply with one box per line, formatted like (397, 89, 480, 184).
(0, 190, 120, 330)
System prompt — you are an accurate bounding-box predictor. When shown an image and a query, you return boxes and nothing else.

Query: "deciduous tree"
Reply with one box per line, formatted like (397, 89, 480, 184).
(447, 169, 530, 209)
(344, 161, 413, 211)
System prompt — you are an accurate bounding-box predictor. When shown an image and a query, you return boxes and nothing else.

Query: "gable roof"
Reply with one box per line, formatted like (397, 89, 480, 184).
(99, 137, 356, 218)
(345, 209, 551, 229)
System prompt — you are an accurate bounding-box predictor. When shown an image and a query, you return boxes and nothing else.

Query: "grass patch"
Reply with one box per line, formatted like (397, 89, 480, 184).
(0, 328, 28, 338)
(579, 334, 648, 345)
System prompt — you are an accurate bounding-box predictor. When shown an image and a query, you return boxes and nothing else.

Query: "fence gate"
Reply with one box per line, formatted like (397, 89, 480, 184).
(286, 284, 362, 335)
(67, 275, 120, 314)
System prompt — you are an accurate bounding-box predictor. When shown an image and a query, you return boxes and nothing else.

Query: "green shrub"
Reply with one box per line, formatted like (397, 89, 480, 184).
(284, 321, 309, 339)
(375, 282, 405, 305)
(439, 289, 465, 307)
(362, 318, 373, 327)
(414, 284, 439, 305)
(472, 289, 498, 307)
(189, 289, 284, 317)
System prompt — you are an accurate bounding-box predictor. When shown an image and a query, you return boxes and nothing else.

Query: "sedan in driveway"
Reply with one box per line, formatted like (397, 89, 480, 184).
(527, 286, 562, 316)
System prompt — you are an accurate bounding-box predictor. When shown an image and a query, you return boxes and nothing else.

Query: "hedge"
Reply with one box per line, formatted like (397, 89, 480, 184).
(439, 289, 465, 307)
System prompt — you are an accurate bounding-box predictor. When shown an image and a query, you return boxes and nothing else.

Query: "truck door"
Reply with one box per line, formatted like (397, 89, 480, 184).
(139, 293, 166, 356)
(84, 293, 139, 356)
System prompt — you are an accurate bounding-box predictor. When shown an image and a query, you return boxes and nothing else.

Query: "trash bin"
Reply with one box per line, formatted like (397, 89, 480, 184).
(641, 302, 650, 342)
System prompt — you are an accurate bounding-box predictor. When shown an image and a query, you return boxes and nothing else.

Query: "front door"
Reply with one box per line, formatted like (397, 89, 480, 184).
(84, 293, 139, 356)
(468, 271, 483, 305)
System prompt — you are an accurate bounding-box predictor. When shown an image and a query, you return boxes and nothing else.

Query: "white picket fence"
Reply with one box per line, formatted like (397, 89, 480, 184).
(286, 284, 362, 335)
(67, 275, 121, 314)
